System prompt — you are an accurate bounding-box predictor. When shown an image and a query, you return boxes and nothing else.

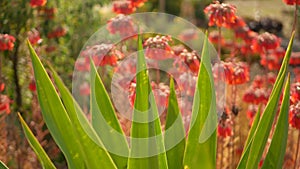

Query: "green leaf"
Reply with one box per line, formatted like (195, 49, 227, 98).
(18, 113, 56, 169)
(0, 161, 8, 169)
(49, 64, 118, 169)
(90, 59, 128, 169)
(164, 78, 186, 169)
(261, 75, 290, 169)
(127, 35, 168, 169)
(183, 33, 217, 169)
(27, 40, 84, 168)
(236, 106, 261, 169)
(245, 32, 295, 169)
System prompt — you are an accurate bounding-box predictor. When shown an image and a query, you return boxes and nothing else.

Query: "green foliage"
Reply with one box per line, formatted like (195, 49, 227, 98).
(18, 33, 294, 169)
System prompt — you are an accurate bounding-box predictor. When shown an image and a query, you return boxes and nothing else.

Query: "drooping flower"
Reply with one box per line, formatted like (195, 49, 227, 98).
(179, 49, 200, 74)
(260, 47, 285, 70)
(204, 1, 237, 27)
(112, 0, 135, 15)
(226, 16, 246, 29)
(143, 35, 173, 60)
(80, 43, 122, 67)
(223, 61, 250, 85)
(252, 32, 281, 53)
(30, 0, 47, 7)
(243, 87, 270, 105)
(289, 101, 300, 129)
(290, 52, 300, 66)
(28, 29, 42, 45)
(0, 34, 15, 51)
(0, 95, 11, 115)
(283, 0, 300, 5)
(107, 14, 136, 38)
(47, 26, 67, 39)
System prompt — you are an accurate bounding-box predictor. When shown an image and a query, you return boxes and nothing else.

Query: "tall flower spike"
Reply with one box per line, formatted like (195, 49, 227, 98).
(204, 1, 237, 27)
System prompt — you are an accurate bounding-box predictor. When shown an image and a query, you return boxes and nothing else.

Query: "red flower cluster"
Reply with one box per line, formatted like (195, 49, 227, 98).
(290, 52, 300, 66)
(28, 29, 42, 45)
(260, 47, 285, 70)
(76, 44, 122, 71)
(47, 27, 67, 39)
(30, 0, 47, 7)
(113, 1, 135, 15)
(107, 14, 136, 38)
(243, 87, 270, 104)
(179, 49, 200, 74)
(144, 35, 173, 60)
(204, 1, 237, 27)
(252, 32, 281, 53)
(0, 34, 15, 51)
(283, 0, 300, 5)
(246, 105, 259, 125)
(291, 82, 300, 104)
(223, 61, 250, 85)
(226, 16, 246, 29)
(289, 101, 300, 129)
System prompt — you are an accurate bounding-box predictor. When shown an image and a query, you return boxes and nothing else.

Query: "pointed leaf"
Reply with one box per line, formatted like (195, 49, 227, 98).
(261, 75, 290, 169)
(245, 32, 295, 169)
(0, 161, 8, 169)
(90, 60, 128, 169)
(237, 107, 261, 169)
(127, 35, 168, 169)
(50, 65, 117, 169)
(27, 40, 84, 168)
(18, 113, 56, 169)
(164, 78, 186, 169)
(183, 33, 217, 169)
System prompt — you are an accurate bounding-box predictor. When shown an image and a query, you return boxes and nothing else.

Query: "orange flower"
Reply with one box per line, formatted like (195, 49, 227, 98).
(204, 1, 237, 27)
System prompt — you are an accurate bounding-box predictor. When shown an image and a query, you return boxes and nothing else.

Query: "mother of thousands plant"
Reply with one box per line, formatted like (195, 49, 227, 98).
(0, 31, 295, 169)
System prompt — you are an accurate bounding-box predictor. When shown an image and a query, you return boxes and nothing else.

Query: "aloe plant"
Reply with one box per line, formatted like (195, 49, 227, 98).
(5, 32, 293, 169)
